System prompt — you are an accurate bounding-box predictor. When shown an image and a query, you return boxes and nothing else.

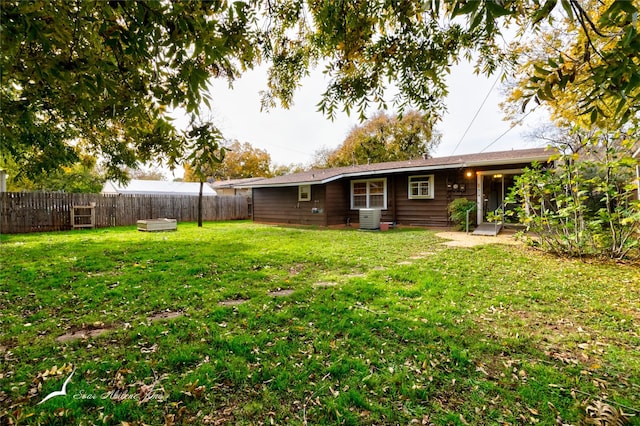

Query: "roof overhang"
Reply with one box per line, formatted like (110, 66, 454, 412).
(241, 151, 554, 189)
(243, 163, 466, 188)
(464, 154, 553, 167)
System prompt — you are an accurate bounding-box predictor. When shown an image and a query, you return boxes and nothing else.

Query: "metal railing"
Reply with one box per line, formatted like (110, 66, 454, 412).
(465, 204, 476, 234)
(492, 202, 505, 235)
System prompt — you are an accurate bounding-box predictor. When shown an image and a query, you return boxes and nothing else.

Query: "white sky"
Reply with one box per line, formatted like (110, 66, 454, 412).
(168, 60, 549, 178)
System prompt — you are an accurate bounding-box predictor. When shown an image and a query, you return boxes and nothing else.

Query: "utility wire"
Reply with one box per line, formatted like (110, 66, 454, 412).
(479, 107, 537, 153)
(450, 71, 502, 156)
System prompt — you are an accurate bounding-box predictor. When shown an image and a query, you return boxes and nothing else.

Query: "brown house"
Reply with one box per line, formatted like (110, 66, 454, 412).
(241, 148, 554, 229)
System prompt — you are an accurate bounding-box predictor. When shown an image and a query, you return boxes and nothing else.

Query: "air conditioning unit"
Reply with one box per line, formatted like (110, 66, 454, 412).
(359, 208, 381, 230)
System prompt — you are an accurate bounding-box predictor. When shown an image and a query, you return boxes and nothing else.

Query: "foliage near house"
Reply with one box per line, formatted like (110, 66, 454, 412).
(448, 198, 477, 231)
(504, 0, 640, 127)
(3, 1, 639, 180)
(1, 223, 638, 424)
(510, 132, 640, 259)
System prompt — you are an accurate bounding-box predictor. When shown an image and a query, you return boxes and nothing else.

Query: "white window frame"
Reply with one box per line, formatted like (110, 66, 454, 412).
(298, 185, 311, 202)
(408, 175, 435, 199)
(350, 178, 387, 209)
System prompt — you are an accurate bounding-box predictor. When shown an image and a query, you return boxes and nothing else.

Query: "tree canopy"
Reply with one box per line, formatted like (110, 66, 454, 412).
(1, 154, 104, 193)
(183, 140, 273, 181)
(503, 0, 640, 129)
(317, 111, 440, 167)
(263, 0, 639, 125)
(2, 0, 639, 181)
(1, 0, 257, 181)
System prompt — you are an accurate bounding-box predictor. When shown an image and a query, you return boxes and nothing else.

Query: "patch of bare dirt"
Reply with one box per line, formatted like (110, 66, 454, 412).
(288, 263, 305, 276)
(268, 289, 295, 297)
(313, 282, 338, 288)
(344, 273, 366, 279)
(147, 311, 184, 322)
(56, 327, 111, 343)
(436, 231, 521, 247)
(55, 311, 185, 343)
(218, 299, 248, 306)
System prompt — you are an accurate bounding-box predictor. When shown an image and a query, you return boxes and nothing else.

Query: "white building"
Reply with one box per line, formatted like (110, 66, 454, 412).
(102, 180, 217, 196)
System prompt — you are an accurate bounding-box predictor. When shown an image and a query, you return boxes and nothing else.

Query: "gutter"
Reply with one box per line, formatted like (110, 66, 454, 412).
(242, 163, 465, 189)
(465, 155, 553, 167)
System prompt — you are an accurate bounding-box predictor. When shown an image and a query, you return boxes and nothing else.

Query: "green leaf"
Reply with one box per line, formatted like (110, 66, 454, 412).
(623, 25, 637, 48)
(531, 0, 557, 25)
(614, 97, 627, 117)
(543, 82, 554, 100)
(486, 1, 513, 18)
(533, 63, 552, 76)
(599, 0, 637, 26)
(451, 1, 481, 19)
(560, 0, 573, 20)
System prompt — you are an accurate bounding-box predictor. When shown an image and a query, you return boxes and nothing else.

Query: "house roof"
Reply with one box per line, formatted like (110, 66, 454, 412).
(242, 147, 554, 188)
(211, 177, 266, 189)
(102, 179, 217, 196)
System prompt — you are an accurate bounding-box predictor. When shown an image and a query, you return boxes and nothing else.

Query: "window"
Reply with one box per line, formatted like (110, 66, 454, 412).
(298, 185, 311, 201)
(351, 178, 387, 209)
(408, 175, 435, 199)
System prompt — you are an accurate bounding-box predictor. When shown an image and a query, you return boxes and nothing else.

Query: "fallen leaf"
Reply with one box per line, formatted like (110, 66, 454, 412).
(459, 413, 469, 425)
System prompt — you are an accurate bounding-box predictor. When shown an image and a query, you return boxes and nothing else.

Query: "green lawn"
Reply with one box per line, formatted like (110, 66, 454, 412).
(1, 222, 638, 425)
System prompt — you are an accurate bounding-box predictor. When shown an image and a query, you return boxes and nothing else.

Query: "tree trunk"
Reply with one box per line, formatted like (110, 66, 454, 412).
(198, 181, 203, 227)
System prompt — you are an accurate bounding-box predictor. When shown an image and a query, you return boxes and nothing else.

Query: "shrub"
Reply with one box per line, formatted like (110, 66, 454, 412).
(508, 134, 640, 259)
(448, 198, 476, 231)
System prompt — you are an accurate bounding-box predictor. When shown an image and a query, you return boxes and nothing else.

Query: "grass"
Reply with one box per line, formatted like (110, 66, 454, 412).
(1, 221, 638, 425)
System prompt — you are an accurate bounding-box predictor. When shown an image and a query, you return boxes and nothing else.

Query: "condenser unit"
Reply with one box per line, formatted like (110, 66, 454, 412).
(359, 209, 381, 230)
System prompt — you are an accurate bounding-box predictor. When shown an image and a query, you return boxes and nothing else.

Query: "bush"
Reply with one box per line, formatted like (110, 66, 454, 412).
(508, 134, 640, 259)
(448, 198, 476, 231)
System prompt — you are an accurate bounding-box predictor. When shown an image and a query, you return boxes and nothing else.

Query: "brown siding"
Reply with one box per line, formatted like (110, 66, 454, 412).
(325, 181, 350, 226)
(253, 185, 328, 226)
(394, 170, 475, 227)
(341, 177, 397, 225)
(337, 171, 473, 227)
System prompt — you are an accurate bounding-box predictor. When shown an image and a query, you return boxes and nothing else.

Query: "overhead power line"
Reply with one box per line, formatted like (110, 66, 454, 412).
(479, 107, 537, 153)
(450, 71, 502, 156)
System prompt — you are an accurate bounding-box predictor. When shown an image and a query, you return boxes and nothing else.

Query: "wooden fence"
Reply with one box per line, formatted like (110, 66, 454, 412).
(0, 192, 250, 234)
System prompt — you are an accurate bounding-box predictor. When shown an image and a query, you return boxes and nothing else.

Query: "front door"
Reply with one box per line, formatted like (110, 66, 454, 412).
(476, 170, 521, 224)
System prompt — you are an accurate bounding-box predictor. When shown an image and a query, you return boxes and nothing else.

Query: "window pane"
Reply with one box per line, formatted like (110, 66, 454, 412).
(353, 182, 367, 195)
(408, 176, 433, 199)
(352, 179, 386, 209)
(353, 195, 367, 208)
(369, 195, 384, 207)
(369, 180, 384, 194)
